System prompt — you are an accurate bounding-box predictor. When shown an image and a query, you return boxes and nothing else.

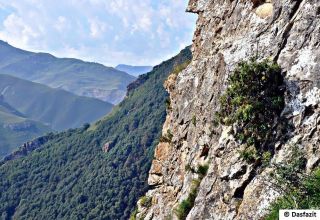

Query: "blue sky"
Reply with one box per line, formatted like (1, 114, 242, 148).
(0, 0, 196, 67)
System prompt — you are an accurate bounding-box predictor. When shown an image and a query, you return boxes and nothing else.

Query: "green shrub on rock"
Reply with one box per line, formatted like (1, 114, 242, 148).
(175, 179, 201, 220)
(216, 59, 285, 149)
(140, 196, 152, 208)
(265, 149, 320, 219)
(239, 145, 259, 163)
(171, 60, 191, 76)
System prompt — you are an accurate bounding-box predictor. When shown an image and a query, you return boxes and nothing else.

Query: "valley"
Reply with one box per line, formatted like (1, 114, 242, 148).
(0, 40, 136, 104)
(0, 47, 192, 219)
(0, 1, 319, 220)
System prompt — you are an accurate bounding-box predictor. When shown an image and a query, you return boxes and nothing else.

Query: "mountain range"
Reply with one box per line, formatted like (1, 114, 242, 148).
(0, 40, 136, 104)
(115, 64, 153, 77)
(0, 74, 113, 131)
(0, 95, 51, 158)
(0, 1, 319, 219)
(0, 47, 192, 219)
(0, 73, 114, 158)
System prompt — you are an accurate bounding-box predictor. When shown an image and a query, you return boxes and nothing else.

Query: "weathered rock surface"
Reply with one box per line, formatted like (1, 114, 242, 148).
(1, 136, 51, 165)
(137, 0, 320, 219)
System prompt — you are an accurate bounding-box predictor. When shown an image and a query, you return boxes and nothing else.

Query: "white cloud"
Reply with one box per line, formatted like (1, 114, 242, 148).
(0, 0, 196, 66)
(0, 13, 42, 49)
(54, 16, 67, 32)
(88, 18, 108, 39)
(157, 24, 171, 48)
(137, 14, 152, 32)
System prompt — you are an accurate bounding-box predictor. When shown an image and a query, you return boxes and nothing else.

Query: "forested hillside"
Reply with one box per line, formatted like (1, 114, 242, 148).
(0, 47, 191, 220)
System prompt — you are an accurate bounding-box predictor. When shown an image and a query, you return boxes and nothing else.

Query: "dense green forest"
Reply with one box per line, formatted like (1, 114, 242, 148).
(0, 47, 192, 220)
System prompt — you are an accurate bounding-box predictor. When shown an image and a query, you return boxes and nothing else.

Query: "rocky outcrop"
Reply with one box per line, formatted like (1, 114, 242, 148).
(102, 142, 111, 153)
(1, 135, 52, 165)
(138, 0, 320, 219)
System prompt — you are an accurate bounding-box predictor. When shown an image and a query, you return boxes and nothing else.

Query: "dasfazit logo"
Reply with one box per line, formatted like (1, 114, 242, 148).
(280, 210, 320, 220)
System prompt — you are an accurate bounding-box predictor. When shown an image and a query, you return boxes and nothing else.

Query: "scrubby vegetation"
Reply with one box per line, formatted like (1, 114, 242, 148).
(165, 98, 172, 110)
(216, 59, 285, 163)
(129, 209, 139, 220)
(171, 60, 191, 76)
(139, 196, 152, 208)
(159, 129, 174, 143)
(175, 163, 209, 220)
(175, 179, 201, 220)
(192, 115, 197, 126)
(265, 148, 320, 219)
(239, 145, 259, 163)
(0, 48, 192, 220)
(196, 164, 209, 178)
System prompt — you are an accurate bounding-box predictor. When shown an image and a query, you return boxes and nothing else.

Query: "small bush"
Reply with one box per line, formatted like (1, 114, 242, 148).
(239, 146, 259, 163)
(262, 151, 272, 166)
(159, 136, 170, 143)
(167, 129, 173, 141)
(264, 147, 320, 219)
(175, 179, 200, 220)
(185, 164, 192, 172)
(140, 196, 152, 208)
(175, 164, 209, 220)
(216, 59, 284, 148)
(129, 208, 138, 220)
(266, 168, 320, 219)
(159, 130, 173, 143)
(165, 98, 172, 110)
(171, 60, 191, 76)
(192, 115, 196, 126)
(197, 164, 209, 177)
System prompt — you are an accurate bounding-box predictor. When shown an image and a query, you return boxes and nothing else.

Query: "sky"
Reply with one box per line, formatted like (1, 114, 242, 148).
(0, 0, 196, 67)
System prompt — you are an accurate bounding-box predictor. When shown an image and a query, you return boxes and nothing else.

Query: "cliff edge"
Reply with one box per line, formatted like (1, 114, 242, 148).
(136, 0, 320, 219)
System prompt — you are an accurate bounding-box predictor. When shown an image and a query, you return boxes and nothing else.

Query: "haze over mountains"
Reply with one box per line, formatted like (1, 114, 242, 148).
(0, 74, 113, 131)
(115, 64, 153, 77)
(0, 47, 192, 219)
(0, 41, 139, 157)
(0, 40, 136, 104)
(0, 74, 114, 157)
(0, 95, 51, 158)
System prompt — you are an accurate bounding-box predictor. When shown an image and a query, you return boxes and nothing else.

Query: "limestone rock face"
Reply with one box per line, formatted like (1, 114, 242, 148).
(138, 0, 320, 219)
(1, 136, 51, 164)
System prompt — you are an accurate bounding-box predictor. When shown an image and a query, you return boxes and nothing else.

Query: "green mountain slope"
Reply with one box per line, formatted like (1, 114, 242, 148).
(0, 74, 113, 131)
(0, 41, 136, 104)
(0, 98, 51, 157)
(0, 47, 192, 220)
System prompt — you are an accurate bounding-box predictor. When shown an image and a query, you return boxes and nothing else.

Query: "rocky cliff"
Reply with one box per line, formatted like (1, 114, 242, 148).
(136, 0, 320, 219)
(1, 135, 51, 164)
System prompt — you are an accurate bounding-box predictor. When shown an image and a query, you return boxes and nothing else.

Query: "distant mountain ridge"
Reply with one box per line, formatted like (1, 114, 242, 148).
(0, 47, 192, 219)
(0, 97, 51, 158)
(0, 74, 113, 131)
(0, 95, 25, 118)
(115, 64, 152, 77)
(0, 40, 136, 104)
